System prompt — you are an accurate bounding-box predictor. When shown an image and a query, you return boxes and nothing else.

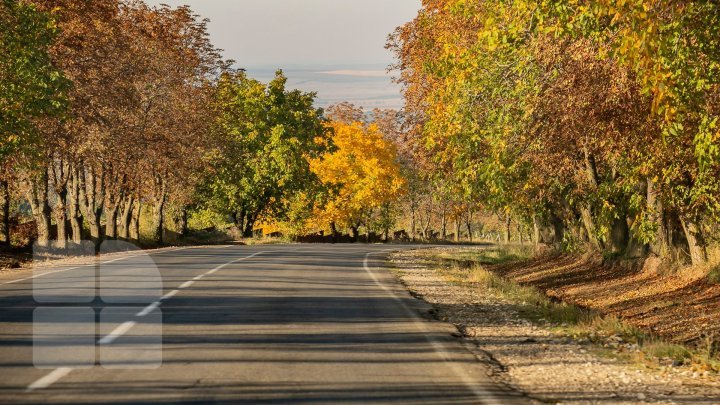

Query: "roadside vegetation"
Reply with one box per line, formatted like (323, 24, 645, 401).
(389, 1, 720, 269)
(419, 246, 720, 374)
(381, 1, 720, 378)
(5, 0, 720, 267)
(0, 0, 410, 257)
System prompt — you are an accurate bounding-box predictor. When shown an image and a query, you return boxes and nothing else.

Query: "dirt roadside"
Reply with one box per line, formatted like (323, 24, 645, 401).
(390, 248, 720, 404)
(0, 243, 237, 280)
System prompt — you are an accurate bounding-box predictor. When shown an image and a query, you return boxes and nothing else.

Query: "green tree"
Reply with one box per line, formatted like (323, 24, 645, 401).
(199, 70, 328, 237)
(0, 0, 67, 161)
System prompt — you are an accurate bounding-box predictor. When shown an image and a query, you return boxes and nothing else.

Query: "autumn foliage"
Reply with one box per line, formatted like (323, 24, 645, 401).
(388, 0, 720, 265)
(0, 0, 409, 248)
(4, 0, 720, 267)
(310, 120, 406, 240)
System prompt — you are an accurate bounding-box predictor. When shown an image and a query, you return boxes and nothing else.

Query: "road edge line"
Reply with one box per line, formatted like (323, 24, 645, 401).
(362, 251, 507, 404)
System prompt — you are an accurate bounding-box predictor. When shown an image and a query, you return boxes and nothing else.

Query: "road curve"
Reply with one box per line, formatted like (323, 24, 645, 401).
(0, 244, 522, 404)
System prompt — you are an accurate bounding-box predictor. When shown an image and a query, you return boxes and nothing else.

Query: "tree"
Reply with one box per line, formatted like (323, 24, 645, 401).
(310, 120, 406, 240)
(390, 0, 720, 265)
(1, 0, 68, 246)
(0, 0, 67, 162)
(199, 70, 328, 237)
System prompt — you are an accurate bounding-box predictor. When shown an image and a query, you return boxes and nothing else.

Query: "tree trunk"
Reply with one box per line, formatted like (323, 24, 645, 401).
(53, 187, 68, 249)
(0, 180, 9, 246)
(78, 167, 104, 246)
(243, 212, 255, 238)
(179, 206, 189, 237)
(503, 214, 511, 244)
(419, 203, 431, 240)
(105, 203, 119, 239)
(50, 158, 70, 249)
(68, 170, 82, 243)
(465, 208, 473, 242)
(518, 223, 524, 244)
(583, 145, 601, 187)
(409, 202, 417, 241)
(330, 221, 338, 243)
(118, 196, 134, 240)
(581, 146, 605, 250)
(234, 209, 246, 232)
(104, 184, 124, 240)
(440, 207, 447, 240)
(680, 215, 707, 265)
(454, 219, 461, 242)
(27, 170, 52, 247)
(580, 205, 604, 250)
(350, 225, 359, 242)
(532, 215, 541, 246)
(647, 178, 670, 258)
(609, 216, 629, 254)
(129, 200, 140, 242)
(151, 194, 166, 245)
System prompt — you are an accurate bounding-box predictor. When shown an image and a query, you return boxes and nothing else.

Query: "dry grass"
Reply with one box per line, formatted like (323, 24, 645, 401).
(429, 246, 720, 373)
(435, 244, 535, 265)
(242, 236, 296, 245)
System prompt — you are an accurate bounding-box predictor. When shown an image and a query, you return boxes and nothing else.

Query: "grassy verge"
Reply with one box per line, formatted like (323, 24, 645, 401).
(427, 246, 720, 374)
(241, 236, 296, 245)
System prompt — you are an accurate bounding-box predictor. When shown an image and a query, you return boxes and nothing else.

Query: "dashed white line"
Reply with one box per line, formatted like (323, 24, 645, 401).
(1, 267, 80, 286)
(26, 367, 73, 392)
(136, 301, 160, 317)
(160, 289, 179, 301)
(2, 246, 197, 286)
(25, 249, 268, 392)
(98, 321, 136, 345)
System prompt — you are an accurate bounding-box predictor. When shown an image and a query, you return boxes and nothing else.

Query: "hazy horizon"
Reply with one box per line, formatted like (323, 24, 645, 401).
(144, 1, 420, 110)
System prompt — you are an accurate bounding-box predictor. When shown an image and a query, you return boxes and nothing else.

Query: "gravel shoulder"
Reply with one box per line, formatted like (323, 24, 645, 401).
(390, 248, 720, 404)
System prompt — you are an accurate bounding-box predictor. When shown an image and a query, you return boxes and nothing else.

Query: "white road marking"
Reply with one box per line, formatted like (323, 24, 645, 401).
(178, 280, 195, 289)
(212, 251, 265, 271)
(160, 290, 179, 301)
(98, 321, 136, 345)
(26, 367, 73, 392)
(1, 267, 80, 286)
(2, 246, 195, 286)
(136, 301, 160, 317)
(25, 249, 268, 392)
(3, 251, 159, 286)
(362, 251, 505, 404)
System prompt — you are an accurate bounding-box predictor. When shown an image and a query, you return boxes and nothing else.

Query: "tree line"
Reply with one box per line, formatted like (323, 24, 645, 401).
(1, 0, 228, 249)
(388, 0, 720, 266)
(0, 0, 408, 250)
(7, 0, 718, 265)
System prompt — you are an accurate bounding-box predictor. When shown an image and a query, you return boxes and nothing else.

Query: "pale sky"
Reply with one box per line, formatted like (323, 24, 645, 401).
(145, 0, 421, 68)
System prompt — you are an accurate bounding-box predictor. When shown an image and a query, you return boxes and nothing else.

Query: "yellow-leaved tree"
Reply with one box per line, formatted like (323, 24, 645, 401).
(310, 121, 406, 240)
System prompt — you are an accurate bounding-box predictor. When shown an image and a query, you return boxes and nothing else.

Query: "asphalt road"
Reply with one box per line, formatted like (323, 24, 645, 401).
(0, 244, 522, 404)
